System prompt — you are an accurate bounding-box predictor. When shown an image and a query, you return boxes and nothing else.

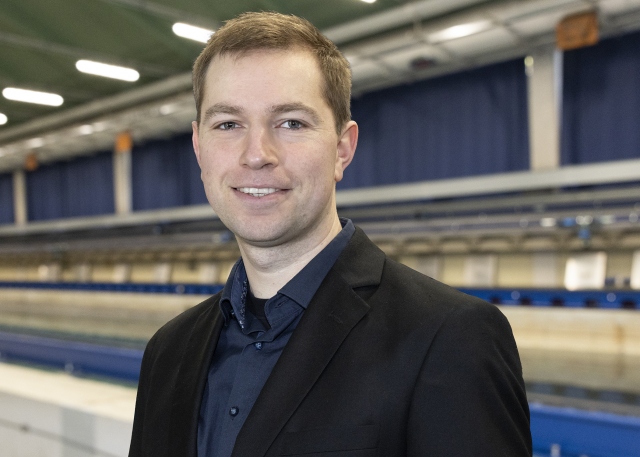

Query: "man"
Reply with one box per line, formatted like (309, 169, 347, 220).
(129, 12, 532, 457)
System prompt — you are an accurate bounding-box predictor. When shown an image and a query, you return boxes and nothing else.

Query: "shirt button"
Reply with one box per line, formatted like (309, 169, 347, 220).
(229, 406, 239, 417)
(254, 342, 263, 350)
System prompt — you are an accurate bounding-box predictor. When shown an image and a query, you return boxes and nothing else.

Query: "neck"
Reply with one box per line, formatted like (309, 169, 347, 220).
(238, 215, 343, 299)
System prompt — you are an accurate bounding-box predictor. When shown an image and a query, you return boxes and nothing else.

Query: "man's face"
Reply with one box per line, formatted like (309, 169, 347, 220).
(192, 49, 357, 249)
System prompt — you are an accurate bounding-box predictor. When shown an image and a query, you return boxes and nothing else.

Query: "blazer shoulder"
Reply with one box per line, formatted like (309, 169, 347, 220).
(381, 257, 495, 313)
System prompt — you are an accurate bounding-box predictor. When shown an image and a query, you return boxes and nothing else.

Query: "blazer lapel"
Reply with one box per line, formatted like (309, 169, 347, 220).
(232, 228, 386, 457)
(169, 296, 224, 457)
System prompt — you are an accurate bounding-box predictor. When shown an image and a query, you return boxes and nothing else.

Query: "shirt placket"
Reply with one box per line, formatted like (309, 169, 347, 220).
(218, 302, 298, 447)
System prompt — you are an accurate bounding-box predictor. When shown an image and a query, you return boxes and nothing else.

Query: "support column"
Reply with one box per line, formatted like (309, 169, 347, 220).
(113, 132, 133, 215)
(526, 46, 563, 171)
(13, 169, 27, 225)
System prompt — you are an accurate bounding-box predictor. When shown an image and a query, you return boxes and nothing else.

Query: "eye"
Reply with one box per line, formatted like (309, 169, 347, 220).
(216, 121, 239, 130)
(281, 120, 304, 130)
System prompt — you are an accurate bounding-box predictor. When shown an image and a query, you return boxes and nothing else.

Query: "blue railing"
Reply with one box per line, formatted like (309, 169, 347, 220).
(459, 287, 639, 309)
(0, 331, 143, 382)
(1, 281, 638, 309)
(0, 280, 223, 295)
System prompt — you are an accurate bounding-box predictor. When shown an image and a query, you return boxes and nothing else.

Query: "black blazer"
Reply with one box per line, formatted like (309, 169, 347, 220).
(129, 228, 532, 456)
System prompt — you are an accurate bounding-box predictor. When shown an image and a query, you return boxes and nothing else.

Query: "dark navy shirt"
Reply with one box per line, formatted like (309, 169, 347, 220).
(197, 219, 355, 457)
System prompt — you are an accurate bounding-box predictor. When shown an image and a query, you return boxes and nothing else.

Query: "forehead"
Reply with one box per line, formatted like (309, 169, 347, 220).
(201, 48, 325, 102)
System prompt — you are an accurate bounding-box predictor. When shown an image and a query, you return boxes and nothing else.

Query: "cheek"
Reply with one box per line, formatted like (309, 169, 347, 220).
(198, 147, 227, 178)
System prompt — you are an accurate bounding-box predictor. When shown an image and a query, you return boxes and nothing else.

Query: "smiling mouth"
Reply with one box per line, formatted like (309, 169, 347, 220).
(236, 187, 280, 197)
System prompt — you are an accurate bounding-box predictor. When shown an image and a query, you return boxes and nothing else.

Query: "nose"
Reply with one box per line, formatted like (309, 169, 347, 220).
(240, 127, 279, 169)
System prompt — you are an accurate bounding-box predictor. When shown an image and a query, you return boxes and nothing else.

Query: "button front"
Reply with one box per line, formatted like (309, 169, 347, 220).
(229, 406, 239, 417)
(254, 342, 263, 350)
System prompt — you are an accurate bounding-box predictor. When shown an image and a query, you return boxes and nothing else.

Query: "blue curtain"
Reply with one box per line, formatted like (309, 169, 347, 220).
(0, 173, 13, 224)
(340, 58, 529, 189)
(562, 30, 640, 165)
(131, 132, 207, 211)
(27, 151, 114, 221)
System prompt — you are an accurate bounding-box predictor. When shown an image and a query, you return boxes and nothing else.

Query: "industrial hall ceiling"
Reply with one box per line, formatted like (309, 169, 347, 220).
(1, 0, 640, 172)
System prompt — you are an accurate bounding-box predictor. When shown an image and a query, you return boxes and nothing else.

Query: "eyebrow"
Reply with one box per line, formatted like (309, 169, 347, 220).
(201, 102, 322, 126)
(269, 103, 322, 125)
(202, 103, 244, 125)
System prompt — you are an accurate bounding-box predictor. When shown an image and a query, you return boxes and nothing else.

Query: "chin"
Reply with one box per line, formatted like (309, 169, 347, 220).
(228, 222, 291, 247)
(236, 231, 291, 248)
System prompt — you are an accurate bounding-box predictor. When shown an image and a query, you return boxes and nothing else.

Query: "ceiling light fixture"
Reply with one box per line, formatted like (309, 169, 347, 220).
(0, 113, 7, 125)
(159, 104, 178, 115)
(360, 0, 376, 3)
(428, 20, 492, 43)
(2, 88, 64, 106)
(76, 60, 140, 82)
(26, 138, 45, 148)
(172, 22, 214, 43)
(77, 124, 94, 135)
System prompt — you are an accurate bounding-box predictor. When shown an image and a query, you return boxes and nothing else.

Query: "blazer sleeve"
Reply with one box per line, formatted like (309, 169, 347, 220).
(407, 302, 532, 456)
(128, 334, 158, 457)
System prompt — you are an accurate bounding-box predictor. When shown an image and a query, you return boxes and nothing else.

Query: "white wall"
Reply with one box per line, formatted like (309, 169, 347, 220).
(0, 363, 135, 457)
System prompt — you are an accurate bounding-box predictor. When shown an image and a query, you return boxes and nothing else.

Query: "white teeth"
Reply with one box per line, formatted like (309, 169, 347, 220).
(237, 187, 279, 197)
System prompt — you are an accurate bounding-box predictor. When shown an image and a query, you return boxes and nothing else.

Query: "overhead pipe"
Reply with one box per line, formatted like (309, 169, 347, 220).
(0, 73, 193, 145)
(324, 0, 489, 44)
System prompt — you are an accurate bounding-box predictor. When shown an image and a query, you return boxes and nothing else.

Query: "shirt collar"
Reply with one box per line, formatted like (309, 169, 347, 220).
(219, 260, 249, 327)
(278, 218, 354, 308)
(219, 218, 355, 324)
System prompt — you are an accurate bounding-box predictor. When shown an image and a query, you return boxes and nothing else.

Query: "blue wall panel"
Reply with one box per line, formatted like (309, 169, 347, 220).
(131, 133, 207, 211)
(27, 151, 114, 221)
(341, 58, 529, 190)
(531, 403, 640, 457)
(562, 30, 640, 165)
(0, 173, 13, 224)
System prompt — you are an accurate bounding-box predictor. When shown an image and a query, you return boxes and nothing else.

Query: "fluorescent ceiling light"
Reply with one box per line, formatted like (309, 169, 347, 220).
(77, 124, 94, 135)
(0, 113, 7, 125)
(160, 103, 178, 115)
(26, 137, 45, 148)
(3, 87, 64, 106)
(173, 22, 214, 43)
(76, 60, 140, 82)
(92, 121, 110, 132)
(360, 0, 376, 3)
(428, 20, 492, 43)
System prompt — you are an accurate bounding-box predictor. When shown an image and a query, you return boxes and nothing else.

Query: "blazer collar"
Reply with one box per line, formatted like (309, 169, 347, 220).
(231, 227, 385, 457)
(332, 226, 385, 289)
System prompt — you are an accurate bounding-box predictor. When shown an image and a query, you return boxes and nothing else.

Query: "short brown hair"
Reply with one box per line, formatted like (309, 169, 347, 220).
(192, 12, 351, 133)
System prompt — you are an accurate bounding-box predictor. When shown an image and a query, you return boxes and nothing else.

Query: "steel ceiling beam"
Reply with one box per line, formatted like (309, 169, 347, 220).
(0, 73, 193, 144)
(95, 0, 220, 30)
(324, 0, 491, 44)
(0, 31, 175, 77)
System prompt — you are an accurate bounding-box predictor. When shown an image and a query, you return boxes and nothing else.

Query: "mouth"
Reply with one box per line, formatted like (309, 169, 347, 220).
(235, 187, 281, 198)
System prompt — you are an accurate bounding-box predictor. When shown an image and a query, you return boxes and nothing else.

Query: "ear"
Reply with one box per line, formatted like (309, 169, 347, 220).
(334, 120, 358, 183)
(192, 121, 202, 167)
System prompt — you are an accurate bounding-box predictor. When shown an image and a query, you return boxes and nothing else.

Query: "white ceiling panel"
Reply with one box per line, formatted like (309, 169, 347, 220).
(598, 0, 640, 15)
(490, 0, 588, 22)
(379, 43, 452, 72)
(438, 26, 519, 57)
(508, 3, 595, 36)
(351, 59, 392, 83)
(345, 30, 423, 59)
